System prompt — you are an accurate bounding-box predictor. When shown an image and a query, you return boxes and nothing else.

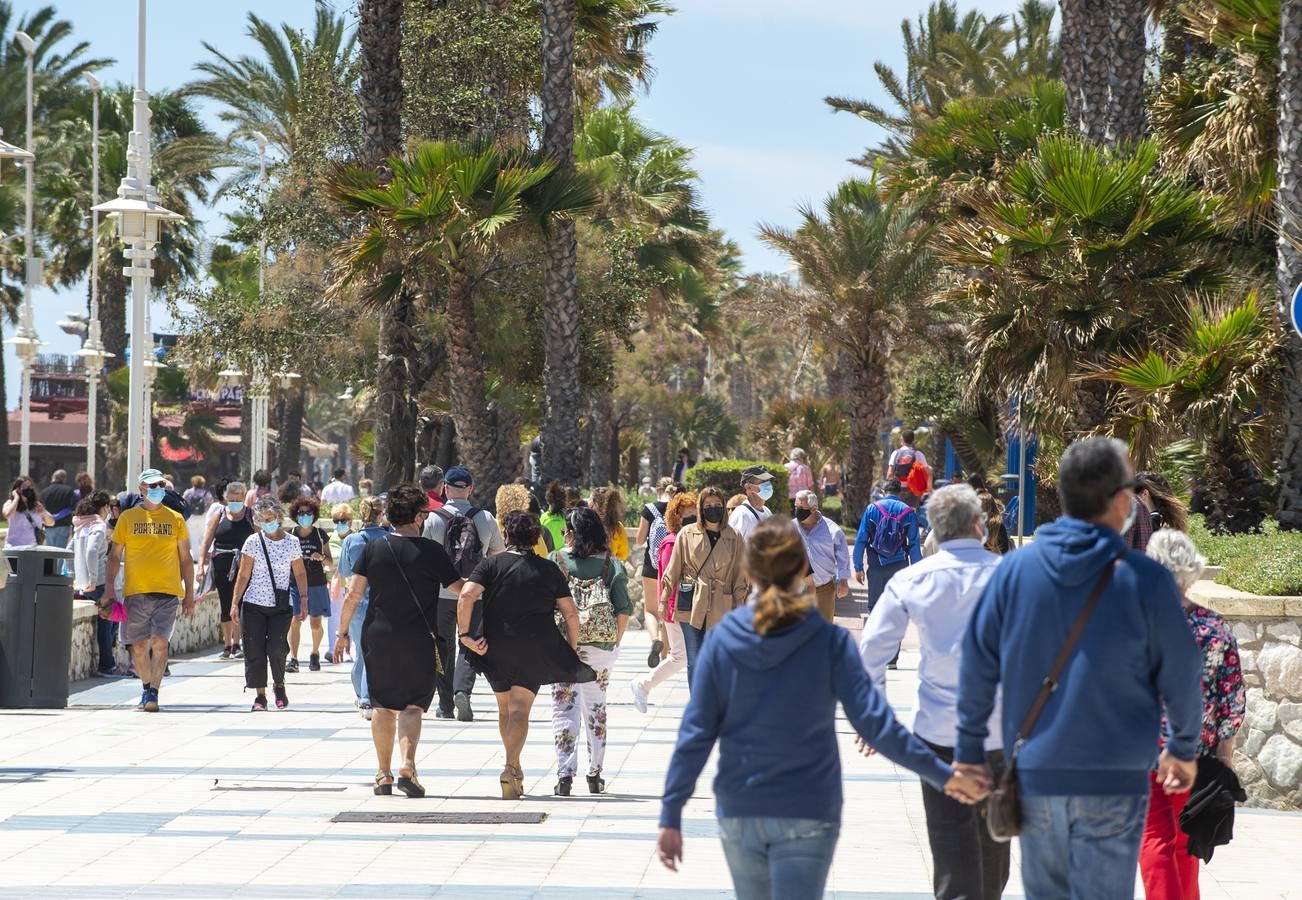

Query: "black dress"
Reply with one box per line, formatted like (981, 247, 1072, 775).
(353, 534, 460, 711)
(465, 551, 596, 694)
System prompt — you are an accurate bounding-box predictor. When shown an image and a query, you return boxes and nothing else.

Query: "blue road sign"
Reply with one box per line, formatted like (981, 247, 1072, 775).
(1293, 282, 1302, 339)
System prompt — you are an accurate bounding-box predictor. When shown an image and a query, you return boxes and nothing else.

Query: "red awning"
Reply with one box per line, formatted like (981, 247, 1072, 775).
(158, 436, 204, 462)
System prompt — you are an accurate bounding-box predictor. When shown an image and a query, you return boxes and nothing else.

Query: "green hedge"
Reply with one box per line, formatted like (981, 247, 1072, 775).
(684, 459, 789, 515)
(1188, 515, 1302, 597)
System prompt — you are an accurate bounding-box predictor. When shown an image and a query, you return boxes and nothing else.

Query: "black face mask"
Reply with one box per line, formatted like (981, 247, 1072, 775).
(702, 507, 725, 524)
(679, 515, 697, 527)
(794, 507, 813, 522)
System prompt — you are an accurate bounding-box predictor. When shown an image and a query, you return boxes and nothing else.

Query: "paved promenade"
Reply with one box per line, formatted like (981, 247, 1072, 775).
(1, 621, 1299, 898)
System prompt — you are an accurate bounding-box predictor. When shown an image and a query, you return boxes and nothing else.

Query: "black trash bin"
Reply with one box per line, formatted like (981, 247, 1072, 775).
(0, 545, 76, 708)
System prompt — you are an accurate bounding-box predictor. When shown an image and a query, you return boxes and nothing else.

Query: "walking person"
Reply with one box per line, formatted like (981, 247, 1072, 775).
(230, 496, 309, 711)
(629, 491, 696, 714)
(424, 466, 504, 722)
(334, 484, 465, 798)
(656, 518, 990, 900)
(540, 480, 568, 551)
(792, 490, 849, 622)
(104, 469, 196, 712)
(955, 438, 1204, 900)
(859, 484, 1009, 900)
(457, 511, 595, 799)
(550, 507, 633, 796)
(338, 495, 388, 719)
(853, 478, 922, 614)
(1137, 471, 1189, 533)
(495, 484, 550, 555)
(41, 469, 79, 548)
(198, 482, 254, 659)
(73, 491, 128, 677)
(659, 486, 748, 689)
(785, 449, 814, 500)
(820, 460, 842, 498)
(635, 477, 677, 668)
(286, 497, 333, 673)
(1140, 529, 1245, 900)
(671, 447, 692, 484)
(3, 479, 53, 549)
(320, 468, 356, 505)
(419, 465, 445, 511)
(728, 466, 774, 542)
(182, 476, 213, 516)
(326, 502, 354, 659)
(589, 486, 630, 561)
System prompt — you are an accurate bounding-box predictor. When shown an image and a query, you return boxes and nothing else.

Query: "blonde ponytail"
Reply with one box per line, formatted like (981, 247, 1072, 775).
(745, 518, 815, 636)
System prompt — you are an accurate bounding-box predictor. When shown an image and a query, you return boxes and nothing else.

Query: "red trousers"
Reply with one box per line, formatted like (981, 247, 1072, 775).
(1140, 772, 1200, 900)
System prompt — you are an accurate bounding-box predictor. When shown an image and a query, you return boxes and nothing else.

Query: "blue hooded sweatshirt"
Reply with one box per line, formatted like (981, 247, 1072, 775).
(659, 604, 952, 830)
(955, 517, 1203, 797)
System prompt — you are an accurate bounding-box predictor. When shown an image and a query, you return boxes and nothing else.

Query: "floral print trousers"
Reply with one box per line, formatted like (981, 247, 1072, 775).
(552, 644, 617, 779)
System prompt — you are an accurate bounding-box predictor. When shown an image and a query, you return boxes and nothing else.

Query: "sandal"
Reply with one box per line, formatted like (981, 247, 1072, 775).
(500, 767, 523, 801)
(373, 771, 394, 796)
(395, 771, 425, 799)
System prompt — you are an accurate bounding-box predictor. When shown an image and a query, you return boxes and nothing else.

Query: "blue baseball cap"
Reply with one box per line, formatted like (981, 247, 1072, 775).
(444, 466, 473, 488)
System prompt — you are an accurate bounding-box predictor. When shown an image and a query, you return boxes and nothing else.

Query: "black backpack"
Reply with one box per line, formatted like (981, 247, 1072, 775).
(436, 506, 486, 578)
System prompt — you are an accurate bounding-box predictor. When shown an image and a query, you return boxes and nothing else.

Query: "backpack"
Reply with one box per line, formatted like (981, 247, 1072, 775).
(891, 448, 918, 481)
(555, 552, 619, 645)
(436, 505, 485, 578)
(869, 501, 911, 559)
(906, 461, 930, 498)
(645, 503, 669, 563)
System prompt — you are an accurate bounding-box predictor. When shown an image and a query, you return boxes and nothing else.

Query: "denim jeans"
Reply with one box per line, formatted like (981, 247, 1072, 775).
(680, 622, 706, 692)
(349, 599, 369, 703)
(718, 816, 840, 900)
(45, 525, 71, 549)
(1019, 793, 1148, 900)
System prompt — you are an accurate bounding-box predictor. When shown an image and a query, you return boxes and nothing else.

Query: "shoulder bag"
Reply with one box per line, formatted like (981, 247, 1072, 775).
(985, 552, 1125, 842)
(258, 533, 292, 611)
(383, 536, 444, 675)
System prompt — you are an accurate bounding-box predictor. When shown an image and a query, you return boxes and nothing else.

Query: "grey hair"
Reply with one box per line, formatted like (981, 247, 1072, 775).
(790, 448, 808, 462)
(252, 495, 284, 520)
(927, 484, 983, 543)
(794, 489, 820, 510)
(1058, 437, 1132, 521)
(1146, 528, 1206, 595)
(224, 481, 247, 499)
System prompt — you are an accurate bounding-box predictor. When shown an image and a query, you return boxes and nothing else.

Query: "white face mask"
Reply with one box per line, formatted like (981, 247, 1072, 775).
(1119, 496, 1137, 536)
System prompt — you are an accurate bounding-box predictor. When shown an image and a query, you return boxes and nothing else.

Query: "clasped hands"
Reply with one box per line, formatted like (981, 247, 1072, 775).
(855, 736, 992, 804)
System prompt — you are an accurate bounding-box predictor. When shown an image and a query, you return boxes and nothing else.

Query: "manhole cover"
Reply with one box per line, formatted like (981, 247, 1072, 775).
(331, 812, 548, 825)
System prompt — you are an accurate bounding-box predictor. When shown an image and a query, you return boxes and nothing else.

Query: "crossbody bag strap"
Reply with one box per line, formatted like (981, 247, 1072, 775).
(383, 535, 437, 635)
(259, 533, 282, 591)
(1014, 552, 1125, 747)
(687, 530, 720, 582)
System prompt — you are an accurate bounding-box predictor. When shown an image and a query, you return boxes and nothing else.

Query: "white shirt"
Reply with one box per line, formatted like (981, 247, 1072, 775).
(887, 446, 928, 474)
(320, 480, 356, 504)
(728, 502, 771, 540)
(859, 538, 1003, 751)
(240, 532, 302, 607)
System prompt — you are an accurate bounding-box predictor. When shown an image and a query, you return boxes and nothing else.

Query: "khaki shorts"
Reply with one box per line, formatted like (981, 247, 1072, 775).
(122, 593, 180, 645)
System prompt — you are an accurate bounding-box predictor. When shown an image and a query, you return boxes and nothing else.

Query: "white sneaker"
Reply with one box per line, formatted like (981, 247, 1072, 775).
(357, 699, 373, 721)
(629, 678, 649, 714)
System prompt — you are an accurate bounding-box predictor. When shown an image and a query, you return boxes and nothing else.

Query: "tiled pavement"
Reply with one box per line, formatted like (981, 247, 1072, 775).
(1, 612, 1300, 899)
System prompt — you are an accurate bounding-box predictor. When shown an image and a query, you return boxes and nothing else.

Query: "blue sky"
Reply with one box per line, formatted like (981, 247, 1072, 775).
(7, 0, 1024, 406)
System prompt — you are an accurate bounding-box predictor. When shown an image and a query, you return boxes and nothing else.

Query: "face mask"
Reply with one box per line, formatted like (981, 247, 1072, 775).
(227, 501, 245, 515)
(296, 514, 315, 528)
(1119, 500, 1137, 537)
(794, 507, 812, 522)
(259, 519, 281, 535)
(980, 524, 990, 544)
(146, 487, 166, 505)
(335, 522, 350, 536)
(757, 482, 774, 502)
(679, 515, 697, 528)
(703, 506, 725, 524)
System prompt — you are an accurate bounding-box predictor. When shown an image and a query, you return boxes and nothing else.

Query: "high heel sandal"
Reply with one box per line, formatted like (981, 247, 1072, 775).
(373, 771, 393, 796)
(510, 764, 525, 796)
(395, 770, 425, 799)
(500, 767, 524, 800)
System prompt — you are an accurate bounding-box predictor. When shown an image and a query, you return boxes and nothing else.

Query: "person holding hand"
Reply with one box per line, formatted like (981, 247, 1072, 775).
(656, 518, 988, 900)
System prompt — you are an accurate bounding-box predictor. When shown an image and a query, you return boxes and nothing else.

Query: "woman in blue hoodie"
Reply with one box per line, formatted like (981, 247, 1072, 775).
(657, 518, 989, 900)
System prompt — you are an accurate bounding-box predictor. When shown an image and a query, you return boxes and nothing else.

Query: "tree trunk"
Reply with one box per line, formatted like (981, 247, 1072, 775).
(1277, 0, 1302, 530)
(538, 0, 584, 486)
(0, 331, 8, 488)
(371, 297, 419, 489)
(1206, 436, 1268, 534)
(444, 267, 499, 503)
(239, 393, 253, 479)
(1060, 0, 1145, 147)
(625, 443, 640, 487)
(649, 417, 669, 481)
(1159, 7, 1187, 80)
(359, 0, 404, 166)
(587, 387, 615, 486)
(101, 264, 127, 369)
(277, 382, 305, 482)
(436, 415, 456, 470)
(844, 357, 890, 526)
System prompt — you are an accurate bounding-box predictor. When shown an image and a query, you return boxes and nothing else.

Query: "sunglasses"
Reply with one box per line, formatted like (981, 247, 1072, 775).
(1112, 479, 1139, 496)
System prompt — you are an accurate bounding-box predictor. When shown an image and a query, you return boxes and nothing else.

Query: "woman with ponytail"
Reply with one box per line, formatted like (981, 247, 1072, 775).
(656, 518, 991, 899)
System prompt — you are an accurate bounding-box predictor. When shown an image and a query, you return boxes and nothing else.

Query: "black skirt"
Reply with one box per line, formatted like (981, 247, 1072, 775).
(467, 610, 596, 691)
(362, 606, 438, 711)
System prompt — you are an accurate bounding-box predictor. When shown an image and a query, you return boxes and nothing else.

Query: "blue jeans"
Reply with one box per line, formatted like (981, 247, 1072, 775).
(1019, 794, 1147, 900)
(718, 816, 840, 900)
(45, 525, 71, 549)
(349, 600, 369, 703)
(680, 621, 706, 692)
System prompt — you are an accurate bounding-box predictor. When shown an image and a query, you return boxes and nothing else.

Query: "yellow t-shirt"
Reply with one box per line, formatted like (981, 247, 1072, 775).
(112, 505, 189, 597)
(609, 525, 629, 562)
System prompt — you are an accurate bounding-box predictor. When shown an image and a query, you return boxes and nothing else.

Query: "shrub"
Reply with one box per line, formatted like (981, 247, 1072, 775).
(1187, 515, 1302, 597)
(684, 459, 789, 515)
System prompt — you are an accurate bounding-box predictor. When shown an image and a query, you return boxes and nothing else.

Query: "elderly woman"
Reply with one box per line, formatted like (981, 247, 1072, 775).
(1140, 529, 1245, 900)
(458, 511, 594, 800)
(629, 491, 696, 714)
(785, 448, 814, 499)
(334, 484, 464, 798)
(199, 482, 254, 659)
(230, 496, 310, 710)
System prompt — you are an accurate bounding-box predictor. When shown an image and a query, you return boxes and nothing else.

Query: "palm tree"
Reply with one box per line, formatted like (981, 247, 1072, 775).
(1060, 0, 1146, 146)
(1276, 0, 1302, 530)
(329, 140, 596, 503)
(574, 0, 673, 104)
(756, 180, 937, 522)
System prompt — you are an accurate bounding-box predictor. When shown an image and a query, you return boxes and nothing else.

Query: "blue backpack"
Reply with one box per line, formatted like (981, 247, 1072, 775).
(869, 501, 911, 559)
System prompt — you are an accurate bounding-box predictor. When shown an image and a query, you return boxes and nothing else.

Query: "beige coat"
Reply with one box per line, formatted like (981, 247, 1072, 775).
(660, 522, 749, 631)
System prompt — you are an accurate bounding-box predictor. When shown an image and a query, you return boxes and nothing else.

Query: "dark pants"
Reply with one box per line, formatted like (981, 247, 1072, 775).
(920, 740, 1010, 900)
(681, 621, 706, 692)
(85, 585, 117, 673)
(240, 602, 291, 690)
(436, 597, 478, 713)
(867, 558, 907, 666)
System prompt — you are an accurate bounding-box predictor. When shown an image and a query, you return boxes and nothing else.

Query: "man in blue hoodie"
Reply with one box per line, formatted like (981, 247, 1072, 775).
(956, 438, 1202, 900)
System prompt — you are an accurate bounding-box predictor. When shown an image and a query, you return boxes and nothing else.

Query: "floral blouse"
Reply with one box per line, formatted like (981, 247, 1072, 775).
(1161, 604, 1245, 756)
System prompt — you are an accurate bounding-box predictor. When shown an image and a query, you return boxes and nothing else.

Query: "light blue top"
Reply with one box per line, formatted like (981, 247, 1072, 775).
(795, 514, 850, 585)
(340, 524, 389, 603)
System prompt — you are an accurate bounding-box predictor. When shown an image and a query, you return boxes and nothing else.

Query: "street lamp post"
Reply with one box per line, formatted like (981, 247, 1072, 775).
(247, 132, 271, 477)
(75, 74, 113, 482)
(92, 0, 183, 487)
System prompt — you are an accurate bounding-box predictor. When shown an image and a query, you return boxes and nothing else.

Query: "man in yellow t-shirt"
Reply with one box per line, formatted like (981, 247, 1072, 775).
(105, 469, 195, 712)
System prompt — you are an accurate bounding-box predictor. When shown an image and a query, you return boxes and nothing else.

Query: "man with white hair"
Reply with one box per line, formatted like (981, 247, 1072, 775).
(792, 490, 849, 621)
(860, 484, 1008, 900)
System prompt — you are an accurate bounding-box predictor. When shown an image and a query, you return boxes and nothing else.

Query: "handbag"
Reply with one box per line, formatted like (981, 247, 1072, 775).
(676, 531, 720, 614)
(258, 533, 292, 611)
(985, 552, 1124, 842)
(384, 536, 444, 675)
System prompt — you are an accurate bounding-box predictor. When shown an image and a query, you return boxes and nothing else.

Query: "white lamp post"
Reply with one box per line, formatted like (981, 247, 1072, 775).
(75, 73, 113, 482)
(246, 132, 271, 477)
(92, 0, 183, 487)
